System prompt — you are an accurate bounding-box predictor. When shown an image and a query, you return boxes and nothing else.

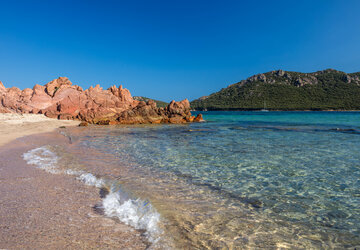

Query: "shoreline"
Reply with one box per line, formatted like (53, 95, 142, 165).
(0, 115, 148, 249)
(2, 113, 358, 248)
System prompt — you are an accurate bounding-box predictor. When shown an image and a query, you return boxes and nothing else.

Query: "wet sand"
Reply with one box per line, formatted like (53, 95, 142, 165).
(0, 116, 148, 249)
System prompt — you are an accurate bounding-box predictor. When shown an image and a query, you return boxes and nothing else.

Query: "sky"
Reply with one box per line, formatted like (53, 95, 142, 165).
(0, 0, 360, 102)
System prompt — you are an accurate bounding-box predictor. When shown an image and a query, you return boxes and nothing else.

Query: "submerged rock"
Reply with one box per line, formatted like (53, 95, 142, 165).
(0, 77, 202, 124)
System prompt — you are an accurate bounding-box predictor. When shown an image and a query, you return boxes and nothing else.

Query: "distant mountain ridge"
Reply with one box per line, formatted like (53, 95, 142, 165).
(191, 69, 360, 110)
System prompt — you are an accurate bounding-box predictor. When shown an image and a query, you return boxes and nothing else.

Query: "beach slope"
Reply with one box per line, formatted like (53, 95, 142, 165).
(0, 114, 148, 249)
(0, 113, 79, 146)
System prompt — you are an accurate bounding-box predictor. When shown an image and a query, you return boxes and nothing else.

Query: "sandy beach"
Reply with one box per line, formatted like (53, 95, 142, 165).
(0, 114, 148, 249)
(0, 113, 81, 147)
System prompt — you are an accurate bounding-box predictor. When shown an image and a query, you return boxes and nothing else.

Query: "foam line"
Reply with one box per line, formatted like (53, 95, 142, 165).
(22, 146, 163, 244)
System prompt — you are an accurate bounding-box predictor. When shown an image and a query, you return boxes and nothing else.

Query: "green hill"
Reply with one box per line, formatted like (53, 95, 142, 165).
(191, 69, 360, 111)
(133, 96, 168, 108)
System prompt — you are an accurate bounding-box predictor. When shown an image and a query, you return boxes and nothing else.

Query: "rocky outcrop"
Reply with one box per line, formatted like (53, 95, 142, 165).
(0, 77, 203, 124)
(133, 96, 168, 108)
(45, 77, 73, 96)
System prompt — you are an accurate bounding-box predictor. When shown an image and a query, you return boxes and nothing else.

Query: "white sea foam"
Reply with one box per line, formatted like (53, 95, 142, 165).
(64, 169, 84, 176)
(102, 190, 162, 243)
(23, 146, 60, 174)
(77, 173, 104, 188)
(22, 146, 163, 245)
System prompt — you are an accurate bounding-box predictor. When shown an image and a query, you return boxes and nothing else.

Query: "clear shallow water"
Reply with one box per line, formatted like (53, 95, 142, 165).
(33, 112, 360, 248)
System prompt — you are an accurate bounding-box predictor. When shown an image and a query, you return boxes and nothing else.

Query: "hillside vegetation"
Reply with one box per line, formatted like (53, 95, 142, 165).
(191, 69, 360, 110)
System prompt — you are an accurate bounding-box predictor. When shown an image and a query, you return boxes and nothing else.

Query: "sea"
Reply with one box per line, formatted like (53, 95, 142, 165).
(22, 111, 360, 249)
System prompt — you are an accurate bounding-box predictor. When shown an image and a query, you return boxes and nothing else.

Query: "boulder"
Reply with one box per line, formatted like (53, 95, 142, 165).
(31, 84, 53, 109)
(78, 121, 89, 127)
(45, 77, 72, 96)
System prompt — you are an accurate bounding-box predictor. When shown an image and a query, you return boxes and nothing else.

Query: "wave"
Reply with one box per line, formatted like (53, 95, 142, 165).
(103, 188, 161, 243)
(23, 147, 60, 174)
(77, 173, 105, 188)
(22, 146, 163, 245)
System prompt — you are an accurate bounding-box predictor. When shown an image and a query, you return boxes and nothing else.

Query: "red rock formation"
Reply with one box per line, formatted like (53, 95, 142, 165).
(194, 113, 204, 122)
(45, 76, 72, 96)
(0, 77, 202, 124)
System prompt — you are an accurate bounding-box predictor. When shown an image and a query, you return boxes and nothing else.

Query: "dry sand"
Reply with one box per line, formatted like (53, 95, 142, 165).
(0, 113, 80, 147)
(0, 114, 148, 249)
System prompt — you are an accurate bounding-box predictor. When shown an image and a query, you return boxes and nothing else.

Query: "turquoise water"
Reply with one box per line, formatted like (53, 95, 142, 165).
(64, 111, 360, 248)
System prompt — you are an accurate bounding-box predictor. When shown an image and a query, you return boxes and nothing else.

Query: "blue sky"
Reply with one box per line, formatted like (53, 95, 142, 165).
(1, 0, 360, 101)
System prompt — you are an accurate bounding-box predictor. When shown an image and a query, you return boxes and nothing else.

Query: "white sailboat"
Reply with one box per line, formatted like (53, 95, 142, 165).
(261, 100, 269, 112)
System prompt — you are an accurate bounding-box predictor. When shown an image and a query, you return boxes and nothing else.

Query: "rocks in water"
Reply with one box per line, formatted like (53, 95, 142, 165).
(0, 77, 202, 125)
(194, 114, 204, 122)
